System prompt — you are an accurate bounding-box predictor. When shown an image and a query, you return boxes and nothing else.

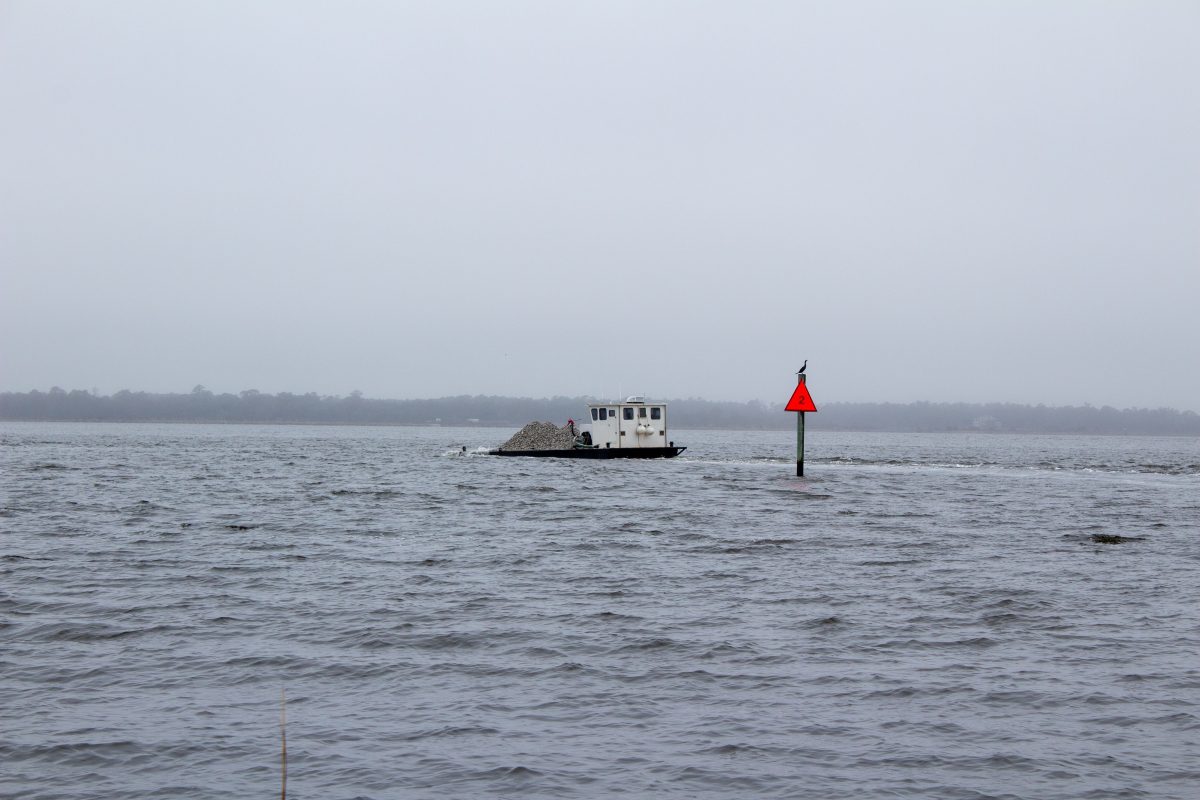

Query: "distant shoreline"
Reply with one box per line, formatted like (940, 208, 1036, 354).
(2, 388, 1197, 436)
(1, 417, 1198, 438)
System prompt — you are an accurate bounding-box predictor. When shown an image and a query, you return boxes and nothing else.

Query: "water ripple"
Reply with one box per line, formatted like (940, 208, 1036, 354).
(2, 423, 1197, 799)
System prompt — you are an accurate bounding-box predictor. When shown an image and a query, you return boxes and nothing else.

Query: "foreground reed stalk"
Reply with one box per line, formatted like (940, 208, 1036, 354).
(280, 689, 287, 800)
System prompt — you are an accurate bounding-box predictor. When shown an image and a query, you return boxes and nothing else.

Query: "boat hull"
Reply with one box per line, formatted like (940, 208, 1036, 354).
(489, 446, 685, 459)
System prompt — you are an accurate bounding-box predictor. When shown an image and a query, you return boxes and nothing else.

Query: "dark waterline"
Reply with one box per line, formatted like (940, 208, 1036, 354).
(2, 422, 1198, 799)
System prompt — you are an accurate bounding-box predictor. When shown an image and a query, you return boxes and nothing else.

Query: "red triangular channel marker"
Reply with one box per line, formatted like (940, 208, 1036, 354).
(785, 382, 818, 412)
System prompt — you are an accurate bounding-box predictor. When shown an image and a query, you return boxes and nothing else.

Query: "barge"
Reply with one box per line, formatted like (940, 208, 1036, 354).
(490, 397, 685, 459)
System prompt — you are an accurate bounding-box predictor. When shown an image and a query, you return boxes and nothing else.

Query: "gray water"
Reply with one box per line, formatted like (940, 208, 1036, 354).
(2, 422, 1198, 799)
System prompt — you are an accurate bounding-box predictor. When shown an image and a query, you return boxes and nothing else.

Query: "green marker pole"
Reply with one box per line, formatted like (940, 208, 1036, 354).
(796, 374, 806, 477)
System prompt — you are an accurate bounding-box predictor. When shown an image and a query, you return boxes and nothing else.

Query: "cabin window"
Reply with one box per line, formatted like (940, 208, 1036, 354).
(638, 407, 647, 418)
(623, 407, 635, 420)
(608, 408, 616, 418)
(599, 408, 607, 421)
(651, 407, 661, 420)
(591, 408, 598, 421)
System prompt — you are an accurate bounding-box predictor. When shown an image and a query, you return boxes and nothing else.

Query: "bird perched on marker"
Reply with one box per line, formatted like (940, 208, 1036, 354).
(797, 360, 807, 376)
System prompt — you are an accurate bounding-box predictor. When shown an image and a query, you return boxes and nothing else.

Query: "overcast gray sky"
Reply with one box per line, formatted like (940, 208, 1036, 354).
(2, 1, 1197, 409)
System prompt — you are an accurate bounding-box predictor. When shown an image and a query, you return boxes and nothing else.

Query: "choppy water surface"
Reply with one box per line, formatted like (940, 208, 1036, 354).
(2, 422, 1198, 799)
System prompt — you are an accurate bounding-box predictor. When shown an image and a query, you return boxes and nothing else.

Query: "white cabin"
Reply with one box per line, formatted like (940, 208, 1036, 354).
(583, 396, 672, 450)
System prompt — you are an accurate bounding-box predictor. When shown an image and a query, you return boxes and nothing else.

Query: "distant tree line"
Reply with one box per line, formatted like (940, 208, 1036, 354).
(812, 401, 1200, 435)
(1, 387, 1198, 435)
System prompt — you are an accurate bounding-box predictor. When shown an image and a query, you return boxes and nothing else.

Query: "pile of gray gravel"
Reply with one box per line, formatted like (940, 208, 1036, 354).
(497, 421, 576, 451)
